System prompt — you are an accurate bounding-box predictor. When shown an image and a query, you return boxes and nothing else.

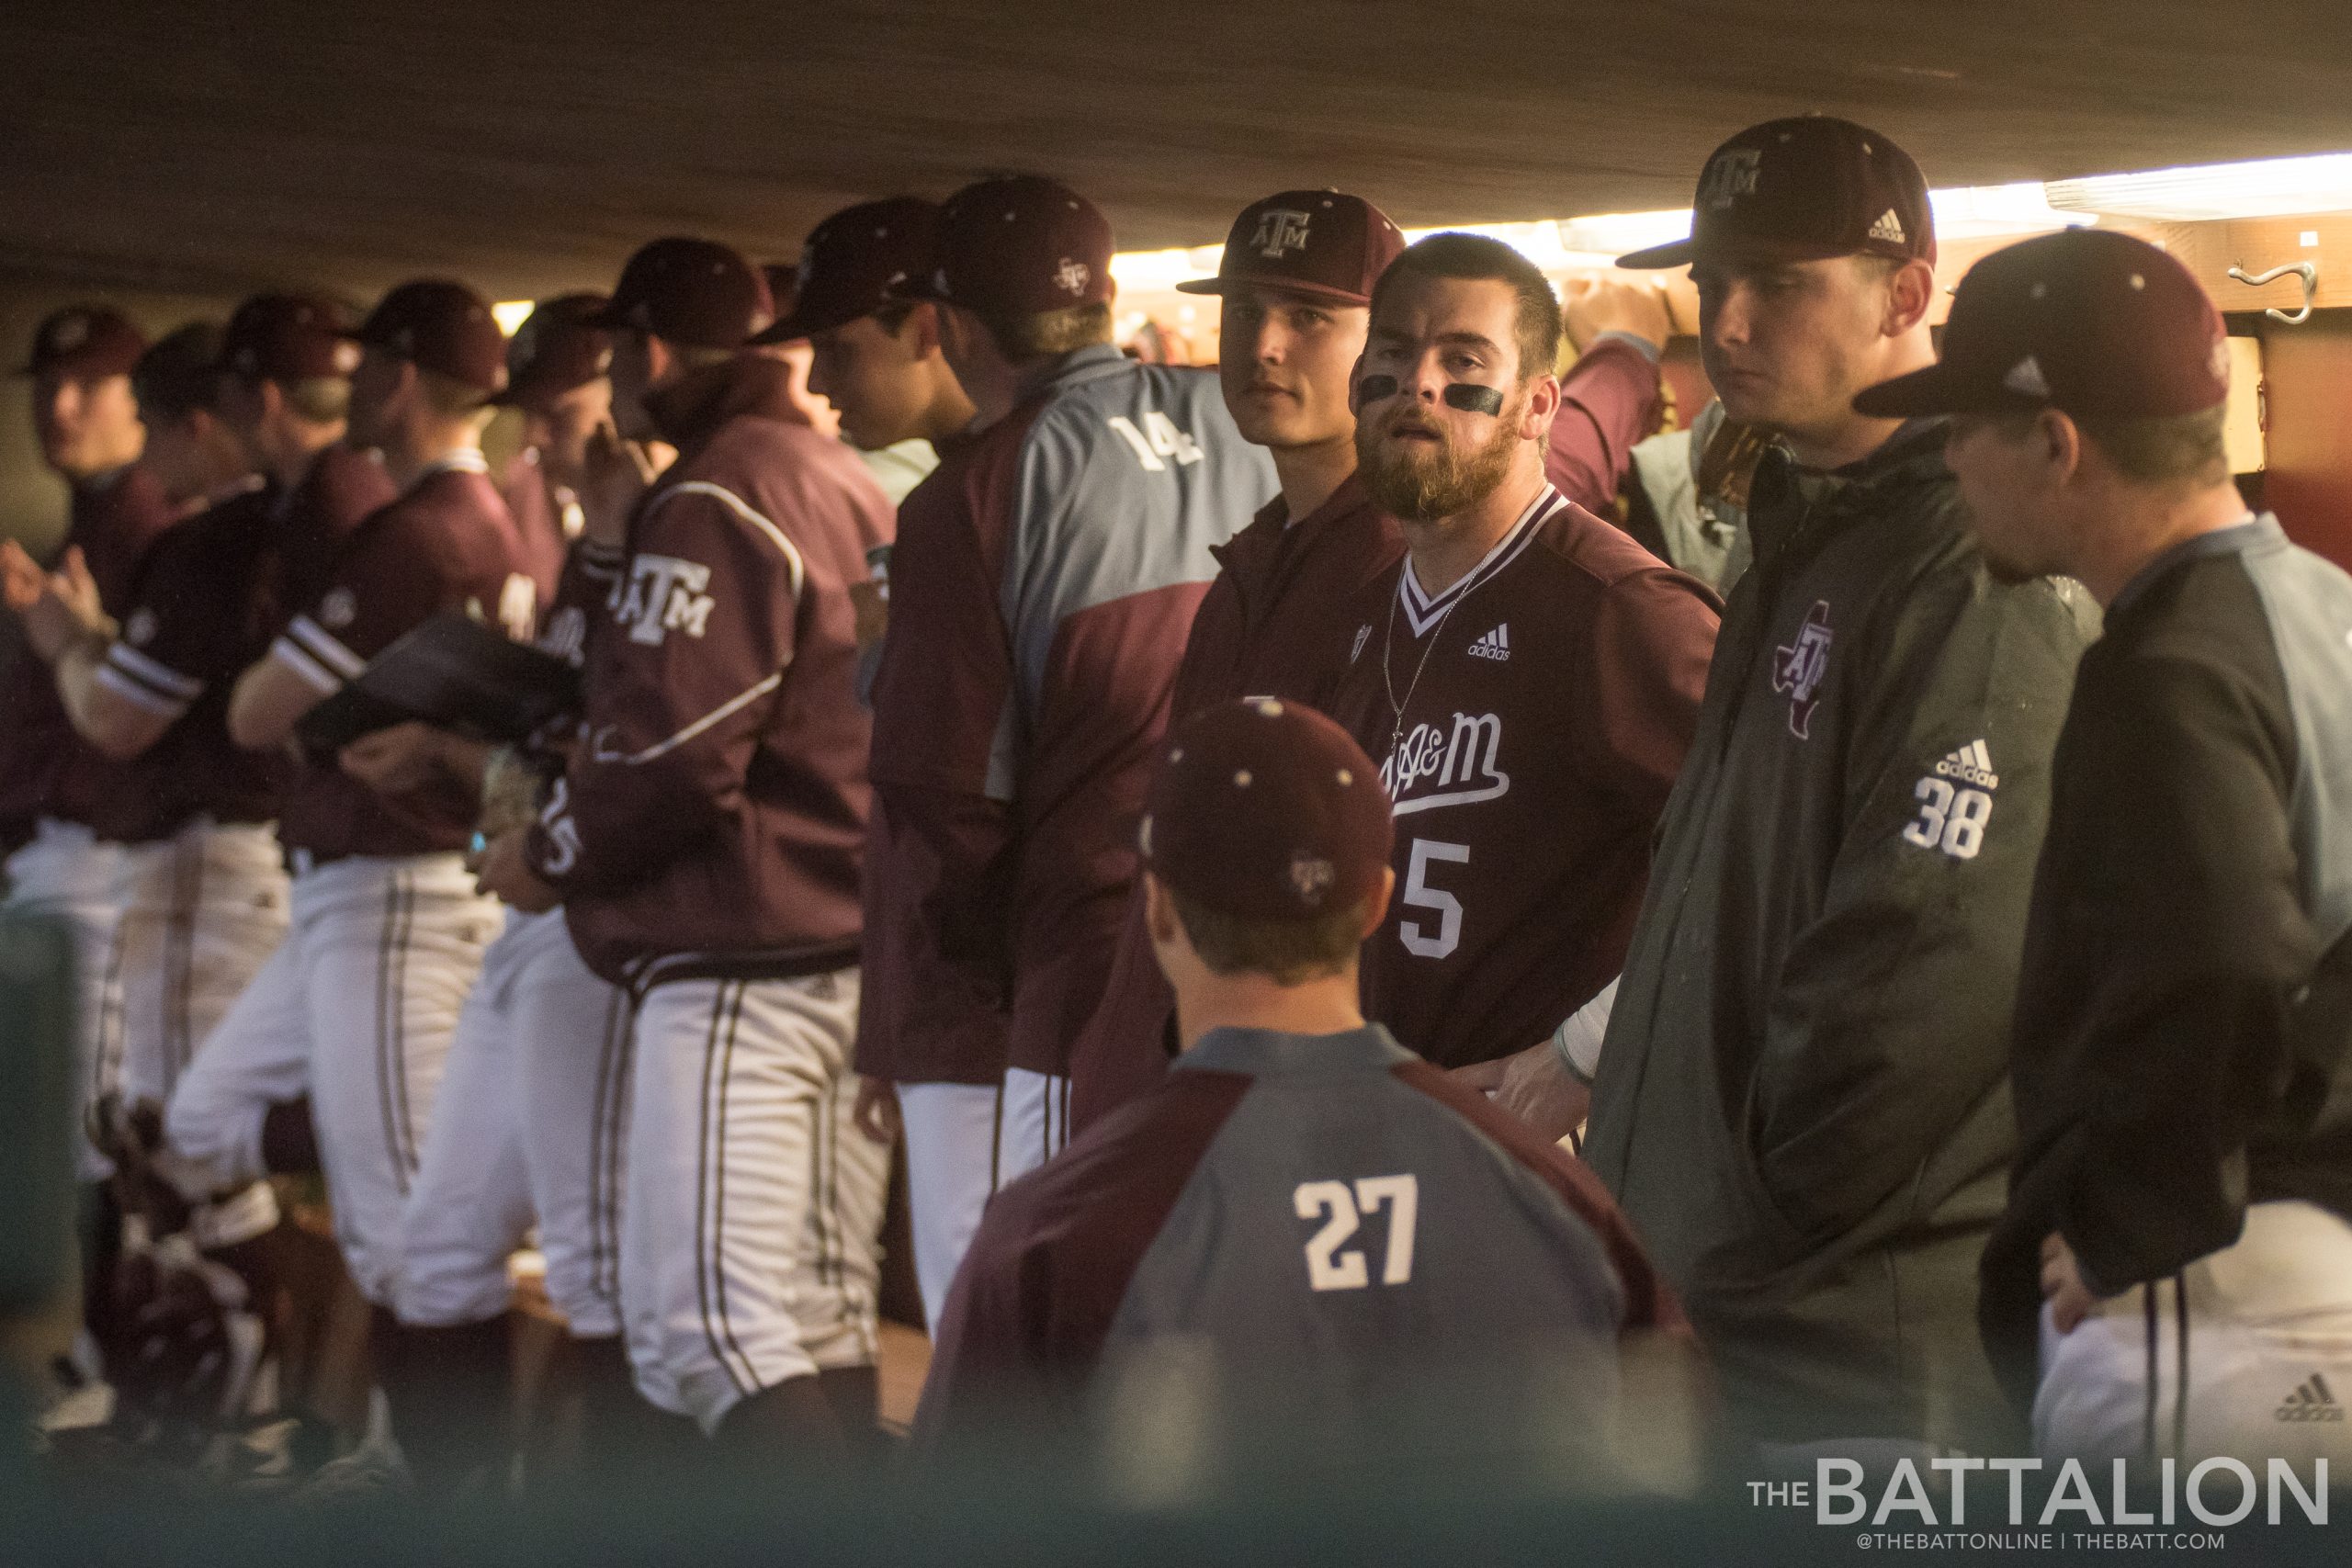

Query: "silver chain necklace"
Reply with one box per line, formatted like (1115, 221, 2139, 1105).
(1382, 572, 1465, 760)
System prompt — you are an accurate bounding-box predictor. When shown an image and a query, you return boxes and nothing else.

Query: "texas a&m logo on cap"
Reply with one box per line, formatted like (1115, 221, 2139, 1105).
(1699, 148, 1763, 210)
(1252, 208, 1314, 259)
(1054, 257, 1091, 297)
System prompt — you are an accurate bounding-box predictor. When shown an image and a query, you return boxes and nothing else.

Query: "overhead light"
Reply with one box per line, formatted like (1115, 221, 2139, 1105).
(1107, 246, 1222, 292)
(1928, 183, 2087, 238)
(1554, 209, 1690, 259)
(492, 299, 535, 334)
(2045, 152, 2352, 221)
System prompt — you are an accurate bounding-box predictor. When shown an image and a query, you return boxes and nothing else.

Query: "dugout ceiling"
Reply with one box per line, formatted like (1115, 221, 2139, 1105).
(5, 1, 2352, 302)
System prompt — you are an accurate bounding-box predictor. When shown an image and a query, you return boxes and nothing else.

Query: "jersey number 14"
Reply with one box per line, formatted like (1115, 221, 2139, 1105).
(1295, 1175, 1419, 1292)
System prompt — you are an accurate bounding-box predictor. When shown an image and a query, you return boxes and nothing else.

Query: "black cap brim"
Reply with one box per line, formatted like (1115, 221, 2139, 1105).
(1614, 238, 1697, 270)
(749, 299, 865, 345)
(1852, 360, 2033, 419)
(1172, 275, 1373, 306)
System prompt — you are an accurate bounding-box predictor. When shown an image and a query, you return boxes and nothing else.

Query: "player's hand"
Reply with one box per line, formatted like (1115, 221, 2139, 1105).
(1452, 1041, 1591, 1145)
(340, 721, 457, 795)
(1562, 277, 1673, 355)
(0, 538, 43, 614)
(473, 827, 559, 913)
(578, 420, 658, 547)
(852, 1076, 900, 1145)
(2041, 1233, 2098, 1335)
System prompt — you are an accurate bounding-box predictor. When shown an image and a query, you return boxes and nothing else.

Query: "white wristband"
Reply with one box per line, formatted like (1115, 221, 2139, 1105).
(1551, 976, 1618, 1085)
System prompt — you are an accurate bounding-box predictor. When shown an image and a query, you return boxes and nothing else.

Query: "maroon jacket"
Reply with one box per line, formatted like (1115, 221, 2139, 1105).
(1066, 339, 1665, 1130)
(530, 355, 896, 988)
(500, 446, 575, 605)
(855, 346, 1275, 1085)
(1, 463, 178, 846)
(274, 453, 528, 863)
(1327, 486, 1719, 1067)
(919, 1023, 1692, 1455)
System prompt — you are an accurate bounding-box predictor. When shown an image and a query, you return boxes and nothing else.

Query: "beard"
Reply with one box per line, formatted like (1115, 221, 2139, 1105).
(1354, 393, 1521, 524)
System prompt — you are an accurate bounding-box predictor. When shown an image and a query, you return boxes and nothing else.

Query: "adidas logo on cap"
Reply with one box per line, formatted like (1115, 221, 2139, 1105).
(1467, 624, 1511, 662)
(1934, 739, 1999, 790)
(2277, 1373, 2344, 1423)
(1869, 208, 1906, 244)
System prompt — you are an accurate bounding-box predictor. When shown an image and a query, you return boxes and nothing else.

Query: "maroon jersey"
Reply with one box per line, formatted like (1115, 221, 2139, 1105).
(266, 443, 397, 629)
(1, 463, 181, 842)
(500, 446, 575, 605)
(527, 354, 896, 987)
(919, 1023, 1690, 1455)
(273, 453, 529, 863)
(1065, 338, 1665, 1132)
(1326, 486, 1719, 1067)
(857, 346, 1275, 1085)
(92, 480, 288, 839)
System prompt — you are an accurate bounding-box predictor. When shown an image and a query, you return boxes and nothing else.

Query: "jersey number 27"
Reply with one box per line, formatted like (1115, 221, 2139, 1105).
(1294, 1175, 1419, 1292)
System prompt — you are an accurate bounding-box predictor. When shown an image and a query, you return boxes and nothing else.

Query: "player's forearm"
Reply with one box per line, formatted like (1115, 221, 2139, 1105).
(1546, 336, 1663, 513)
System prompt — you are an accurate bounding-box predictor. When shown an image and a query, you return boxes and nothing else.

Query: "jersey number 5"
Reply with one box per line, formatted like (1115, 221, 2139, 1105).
(1398, 839, 1469, 959)
(1294, 1175, 1419, 1292)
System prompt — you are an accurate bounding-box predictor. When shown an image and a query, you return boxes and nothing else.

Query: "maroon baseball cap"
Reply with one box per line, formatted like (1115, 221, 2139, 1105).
(19, 305, 146, 379)
(1176, 190, 1406, 307)
(1141, 697, 1395, 925)
(891, 175, 1114, 316)
(218, 293, 360, 383)
(347, 279, 507, 394)
(1855, 229, 2228, 421)
(490, 294, 613, 408)
(1618, 116, 1935, 271)
(752, 197, 942, 344)
(589, 237, 775, 349)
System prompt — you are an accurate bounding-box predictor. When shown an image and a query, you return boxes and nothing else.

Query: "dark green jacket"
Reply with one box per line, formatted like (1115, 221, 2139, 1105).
(1583, 420, 2098, 1450)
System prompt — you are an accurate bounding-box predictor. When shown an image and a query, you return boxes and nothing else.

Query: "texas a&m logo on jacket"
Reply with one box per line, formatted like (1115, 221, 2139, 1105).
(611, 554, 716, 646)
(1772, 600, 1833, 739)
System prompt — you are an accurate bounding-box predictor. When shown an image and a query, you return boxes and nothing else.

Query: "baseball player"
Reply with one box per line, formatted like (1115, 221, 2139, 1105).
(339, 297, 648, 1489)
(855, 175, 1275, 1330)
(474, 236, 898, 1454)
(2, 323, 291, 1247)
(1066, 200, 1685, 1136)
(1315, 233, 1716, 1080)
(919, 697, 1696, 1487)
(1581, 118, 2098, 1456)
(2, 305, 177, 1194)
(162, 281, 528, 1463)
(492, 294, 614, 603)
(1870, 231, 2352, 1466)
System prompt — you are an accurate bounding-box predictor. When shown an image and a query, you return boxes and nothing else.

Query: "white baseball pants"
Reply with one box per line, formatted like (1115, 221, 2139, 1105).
(998, 1066, 1071, 1185)
(623, 968, 888, 1432)
(2036, 1200, 2352, 1467)
(162, 853, 499, 1305)
(5, 818, 130, 1180)
(114, 818, 290, 1111)
(397, 909, 633, 1337)
(898, 1079, 1007, 1333)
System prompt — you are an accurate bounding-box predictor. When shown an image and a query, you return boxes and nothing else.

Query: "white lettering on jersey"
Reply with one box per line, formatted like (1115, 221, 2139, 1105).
(1105, 412, 1204, 471)
(1904, 739, 1998, 860)
(537, 604, 588, 667)
(1382, 710, 1510, 817)
(1295, 1175, 1419, 1292)
(536, 776, 582, 876)
(615, 554, 715, 646)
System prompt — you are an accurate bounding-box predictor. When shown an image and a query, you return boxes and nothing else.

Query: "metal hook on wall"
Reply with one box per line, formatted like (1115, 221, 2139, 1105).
(2227, 260, 2318, 325)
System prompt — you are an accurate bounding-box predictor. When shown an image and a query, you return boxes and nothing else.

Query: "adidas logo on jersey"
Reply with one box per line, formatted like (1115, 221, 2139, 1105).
(2278, 1373, 2345, 1423)
(1933, 739, 1999, 790)
(1466, 624, 1510, 661)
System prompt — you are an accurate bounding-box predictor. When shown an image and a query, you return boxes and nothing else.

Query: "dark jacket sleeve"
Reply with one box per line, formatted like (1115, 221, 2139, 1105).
(1545, 337, 1662, 515)
(1751, 567, 2094, 1247)
(528, 483, 794, 894)
(2030, 654, 2311, 1292)
(865, 455, 1020, 1006)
